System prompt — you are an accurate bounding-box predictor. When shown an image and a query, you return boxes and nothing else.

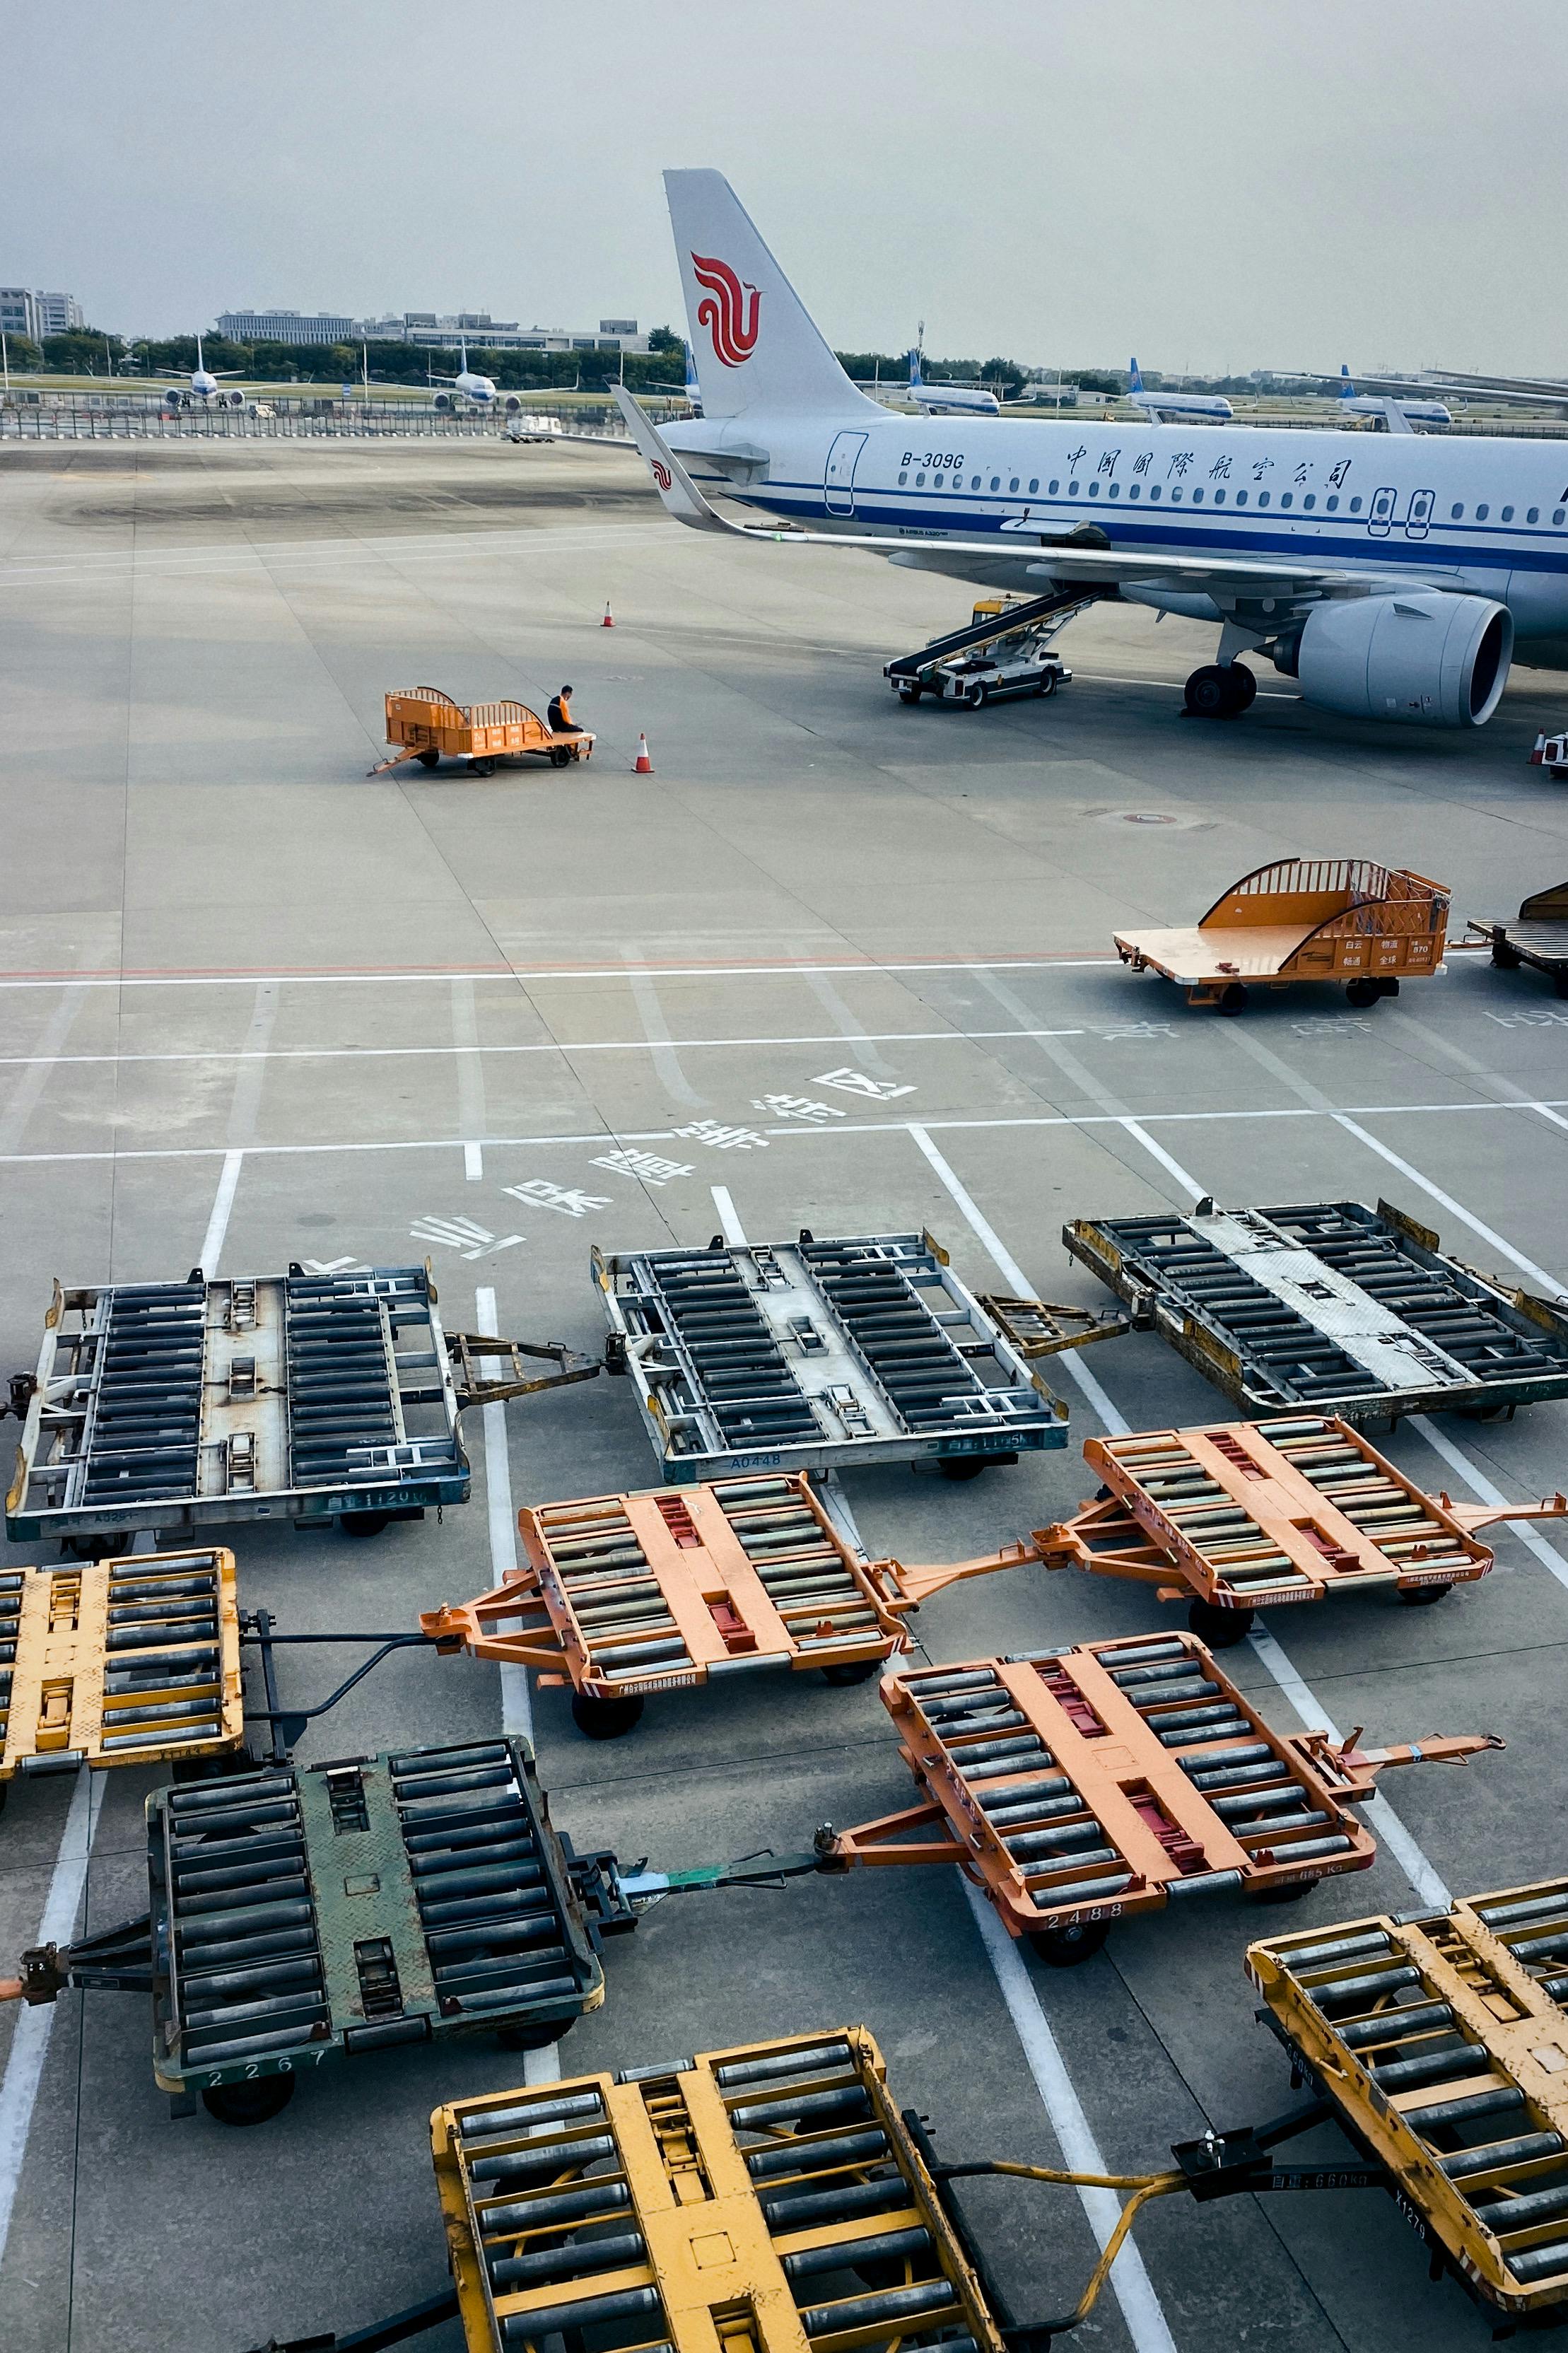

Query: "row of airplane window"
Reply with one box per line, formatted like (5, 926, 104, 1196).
(891, 468, 1568, 527)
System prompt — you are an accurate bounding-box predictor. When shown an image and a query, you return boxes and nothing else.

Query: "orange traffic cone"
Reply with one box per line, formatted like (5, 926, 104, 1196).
(602, 601, 615, 627)
(632, 733, 655, 774)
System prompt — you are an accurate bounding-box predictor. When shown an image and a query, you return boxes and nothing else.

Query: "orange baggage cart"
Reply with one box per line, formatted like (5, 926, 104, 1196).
(368, 687, 595, 776)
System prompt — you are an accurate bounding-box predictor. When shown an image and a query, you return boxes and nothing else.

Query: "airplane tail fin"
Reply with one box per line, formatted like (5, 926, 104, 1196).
(908, 346, 923, 390)
(684, 341, 699, 400)
(1340, 363, 1357, 399)
(1129, 356, 1142, 395)
(663, 169, 881, 421)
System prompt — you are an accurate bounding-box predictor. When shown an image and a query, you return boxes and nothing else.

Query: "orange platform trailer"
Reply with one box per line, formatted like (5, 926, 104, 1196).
(1113, 856, 1449, 1012)
(368, 687, 595, 776)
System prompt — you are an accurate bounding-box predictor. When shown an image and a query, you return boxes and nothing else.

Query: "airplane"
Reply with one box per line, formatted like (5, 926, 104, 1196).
(428, 340, 504, 409)
(907, 349, 1000, 417)
(1336, 366, 1450, 432)
(1128, 358, 1232, 424)
(149, 335, 249, 409)
(614, 168, 1568, 725)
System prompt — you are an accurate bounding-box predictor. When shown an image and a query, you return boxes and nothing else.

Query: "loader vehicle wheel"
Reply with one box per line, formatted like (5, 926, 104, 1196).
(937, 1456, 988, 1481)
(416, 748, 440, 769)
(1217, 982, 1248, 1016)
(1035, 672, 1056, 696)
(551, 745, 571, 767)
(1345, 977, 1381, 1008)
(1027, 1918, 1110, 1967)
(1397, 1581, 1454, 1606)
(202, 2074, 296, 2127)
(1491, 942, 1521, 969)
(1248, 1877, 1317, 1905)
(821, 1659, 879, 1687)
(1187, 1596, 1254, 1647)
(339, 1510, 391, 1538)
(496, 2017, 574, 2054)
(964, 682, 986, 708)
(571, 1691, 645, 1739)
(897, 683, 922, 704)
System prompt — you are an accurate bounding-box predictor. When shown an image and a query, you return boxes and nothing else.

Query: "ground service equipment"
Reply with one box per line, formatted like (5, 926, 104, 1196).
(369, 689, 595, 775)
(1249, 1877, 1568, 2323)
(1065, 1196, 1568, 1423)
(0, 1548, 241, 1787)
(420, 1470, 1051, 1737)
(433, 2028, 1010, 2353)
(884, 588, 1096, 705)
(1111, 856, 1449, 1011)
(1468, 878, 1568, 997)
(3, 1736, 621, 2125)
(1031, 1413, 1565, 1642)
(1531, 730, 1568, 779)
(4, 1266, 599, 1548)
(595, 1232, 1072, 1481)
(823, 1636, 1499, 1964)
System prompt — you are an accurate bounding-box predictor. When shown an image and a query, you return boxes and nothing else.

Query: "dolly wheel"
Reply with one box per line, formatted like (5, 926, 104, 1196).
(551, 745, 572, 767)
(496, 2017, 575, 2054)
(1217, 982, 1248, 1017)
(1027, 1918, 1110, 1968)
(1345, 977, 1381, 1009)
(201, 2073, 296, 2127)
(937, 1456, 988, 1482)
(571, 1691, 645, 1739)
(1397, 1581, 1455, 1607)
(416, 748, 440, 769)
(339, 1510, 391, 1538)
(897, 683, 922, 704)
(1187, 1596, 1254, 1647)
(1555, 971, 1568, 1000)
(821, 1659, 879, 1687)
(1248, 1878, 1318, 1906)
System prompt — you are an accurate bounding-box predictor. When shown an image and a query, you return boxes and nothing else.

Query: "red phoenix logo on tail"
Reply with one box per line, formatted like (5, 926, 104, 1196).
(691, 254, 760, 368)
(650, 459, 672, 492)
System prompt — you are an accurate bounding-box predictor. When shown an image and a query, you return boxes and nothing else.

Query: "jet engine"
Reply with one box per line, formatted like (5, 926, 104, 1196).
(1289, 590, 1512, 727)
(432, 392, 452, 411)
(503, 393, 522, 414)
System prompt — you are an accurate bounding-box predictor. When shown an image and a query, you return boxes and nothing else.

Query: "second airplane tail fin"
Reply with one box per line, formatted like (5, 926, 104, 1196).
(1129, 356, 1143, 395)
(663, 170, 881, 422)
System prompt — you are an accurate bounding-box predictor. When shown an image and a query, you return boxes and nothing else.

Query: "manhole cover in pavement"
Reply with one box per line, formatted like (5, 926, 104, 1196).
(1087, 806, 1209, 831)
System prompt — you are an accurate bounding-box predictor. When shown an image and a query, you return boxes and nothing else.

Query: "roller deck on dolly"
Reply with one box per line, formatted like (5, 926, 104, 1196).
(821, 1633, 1499, 1964)
(1468, 877, 1568, 998)
(4, 1263, 599, 1548)
(594, 1231, 1098, 1482)
(421, 1469, 1059, 1738)
(1031, 1411, 1566, 1644)
(1065, 1195, 1568, 1423)
(368, 688, 595, 776)
(1112, 856, 1449, 1012)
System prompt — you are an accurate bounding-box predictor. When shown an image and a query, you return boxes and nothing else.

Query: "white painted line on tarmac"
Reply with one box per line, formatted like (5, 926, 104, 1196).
(960, 1883, 1178, 2353)
(1410, 1415, 1568, 1591)
(0, 959, 1121, 993)
(464, 1144, 484, 1181)
(710, 1186, 749, 1246)
(911, 1118, 1458, 1915)
(475, 1285, 530, 1741)
(1333, 1116, 1564, 1297)
(198, 1149, 245, 1275)
(0, 1026, 1091, 1070)
(0, 1768, 107, 2267)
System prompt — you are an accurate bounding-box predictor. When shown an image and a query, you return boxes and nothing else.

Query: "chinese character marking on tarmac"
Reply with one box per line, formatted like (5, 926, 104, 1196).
(299, 1256, 370, 1275)
(751, 1094, 848, 1124)
(1094, 1022, 1176, 1043)
(812, 1067, 916, 1100)
(674, 1120, 769, 1150)
(408, 1215, 524, 1261)
(502, 1179, 613, 1218)
(1289, 1017, 1373, 1039)
(589, 1149, 696, 1185)
(1485, 1008, 1568, 1029)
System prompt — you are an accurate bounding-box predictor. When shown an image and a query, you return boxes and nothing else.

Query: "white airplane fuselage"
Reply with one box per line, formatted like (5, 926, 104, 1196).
(661, 407, 1568, 641)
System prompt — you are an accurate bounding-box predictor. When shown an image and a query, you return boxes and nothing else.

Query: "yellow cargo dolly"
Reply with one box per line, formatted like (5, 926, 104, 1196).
(420, 1470, 1045, 1740)
(368, 687, 595, 776)
(432, 2027, 1008, 2353)
(0, 1548, 241, 1789)
(1113, 856, 1450, 1012)
(1250, 1877, 1568, 2321)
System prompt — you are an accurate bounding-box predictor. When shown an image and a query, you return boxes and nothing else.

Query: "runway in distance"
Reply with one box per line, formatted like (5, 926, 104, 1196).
(619, 169, 1568, 727)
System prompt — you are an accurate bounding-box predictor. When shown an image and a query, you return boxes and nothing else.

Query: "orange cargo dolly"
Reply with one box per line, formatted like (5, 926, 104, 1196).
(420, 1471, 1039, 1739)
(824, 1634, 1499, 1963)
(368, 687, 595, 776)
(1032, 1413, 1567, 1645)
(1113, 856, 1450, 1012)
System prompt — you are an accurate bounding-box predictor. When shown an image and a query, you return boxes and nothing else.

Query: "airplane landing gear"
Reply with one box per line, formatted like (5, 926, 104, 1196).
(1183, 663, 1257, 719)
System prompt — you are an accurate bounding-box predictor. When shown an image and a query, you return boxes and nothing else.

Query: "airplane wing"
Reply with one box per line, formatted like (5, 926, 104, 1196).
(610, 387, 1440, 605)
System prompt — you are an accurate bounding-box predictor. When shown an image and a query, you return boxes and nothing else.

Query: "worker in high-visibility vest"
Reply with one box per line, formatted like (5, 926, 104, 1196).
(547, 685, 580, 735)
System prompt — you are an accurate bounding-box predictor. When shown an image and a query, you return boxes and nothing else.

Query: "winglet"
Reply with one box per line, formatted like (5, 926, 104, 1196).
(612, 385, 732, 532)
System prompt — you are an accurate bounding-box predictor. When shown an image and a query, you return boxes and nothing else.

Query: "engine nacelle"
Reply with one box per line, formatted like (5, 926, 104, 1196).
(1294, 590, 1512, 728)
(503, 393, 522, 414)
(433, 392, 452, 412)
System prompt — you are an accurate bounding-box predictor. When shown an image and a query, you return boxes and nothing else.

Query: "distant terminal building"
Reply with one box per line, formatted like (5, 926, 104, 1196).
(216, 307, 650, 355)
(1, 288, 83, 340)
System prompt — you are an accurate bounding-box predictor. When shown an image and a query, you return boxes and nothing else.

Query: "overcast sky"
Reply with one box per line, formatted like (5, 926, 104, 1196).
(7, 0, 1565, 375)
